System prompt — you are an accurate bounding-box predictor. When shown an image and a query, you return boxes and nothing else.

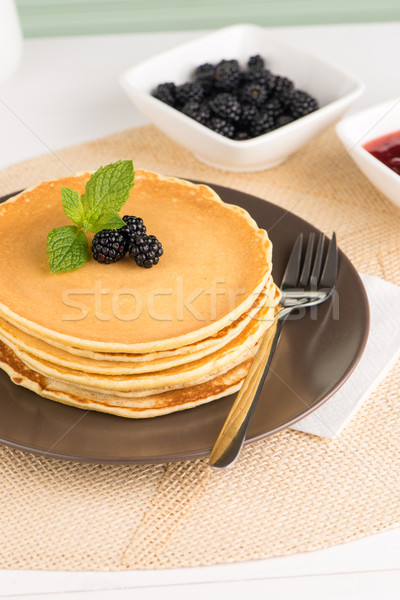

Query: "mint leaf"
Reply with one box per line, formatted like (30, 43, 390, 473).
(61, 187, 85, 226)
(47, 226, 89, 274)
(81, 160, 134, 226)
(88, 212, 126, 234)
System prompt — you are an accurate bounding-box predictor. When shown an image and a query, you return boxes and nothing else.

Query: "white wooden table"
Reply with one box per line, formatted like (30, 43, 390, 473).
(0, 22, 399, 600)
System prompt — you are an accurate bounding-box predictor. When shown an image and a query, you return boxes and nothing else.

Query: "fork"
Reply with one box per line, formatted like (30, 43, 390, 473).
(209, 232, 338, 469)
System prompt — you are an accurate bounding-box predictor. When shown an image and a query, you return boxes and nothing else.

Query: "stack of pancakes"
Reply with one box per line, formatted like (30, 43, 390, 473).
(0, 169, 280, 417)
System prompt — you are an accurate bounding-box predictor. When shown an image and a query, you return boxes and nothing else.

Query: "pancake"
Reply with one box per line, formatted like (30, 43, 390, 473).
(0, 169, 272, 353)
(0, 277, 279, 365)
(0, 320, 277, 418)
(9, 303, 276, 391)
(0, 339, 249, 418)
(0, 282, 279, 374)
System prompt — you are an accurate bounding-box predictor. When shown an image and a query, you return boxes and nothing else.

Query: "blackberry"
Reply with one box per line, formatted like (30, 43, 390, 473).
(273, 75, 294, 96)
(181, 100, 211, 125)
(119, 215, 146, 241)
(272, 76, 295, 109)
(263, 97, 284, 119)
(175, 81, 205, 105)
(152, 82, 176, 107)
(129, 234, 163, 268)
(214, 59, 241, 92)
(206, 117, 235, 138)
(250, 110, 276, 137)
(238, 103, 259, 128)
(234, 130, 251, 141)
(194, 62, 215, 80)
(240, 82, 268, 107)
(194, 62, 215, 93)
(247, 54, 265, 72)
(275, 114, 295, 128)
(289, 90, 319, 118)
(273, 88, 294, 110)
(209, 93, 241, 122)
(91, 230, 127, 264)
(244, 68, 276, 94)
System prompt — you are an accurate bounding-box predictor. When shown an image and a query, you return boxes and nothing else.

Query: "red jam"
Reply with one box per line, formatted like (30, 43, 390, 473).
(363, 131, 400, 175)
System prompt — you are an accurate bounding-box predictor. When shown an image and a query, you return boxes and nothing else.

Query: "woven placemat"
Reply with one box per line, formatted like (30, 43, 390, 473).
(1, 125, 400, 571)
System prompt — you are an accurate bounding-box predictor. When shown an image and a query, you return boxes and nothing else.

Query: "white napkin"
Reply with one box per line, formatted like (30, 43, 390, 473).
(291, 273, 400, 438)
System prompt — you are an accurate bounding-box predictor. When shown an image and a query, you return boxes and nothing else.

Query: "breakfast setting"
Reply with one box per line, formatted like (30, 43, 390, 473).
(0, 2, 399, 598)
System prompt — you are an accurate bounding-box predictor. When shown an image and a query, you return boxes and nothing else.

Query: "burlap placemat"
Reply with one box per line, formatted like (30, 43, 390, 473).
(0, 125, 400, 571)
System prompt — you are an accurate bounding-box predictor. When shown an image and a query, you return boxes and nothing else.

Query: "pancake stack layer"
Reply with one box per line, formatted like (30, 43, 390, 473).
(0, 169, 280, 417)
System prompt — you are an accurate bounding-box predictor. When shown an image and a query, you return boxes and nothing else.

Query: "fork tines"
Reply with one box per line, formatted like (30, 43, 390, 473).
(281, 232, 337, 291)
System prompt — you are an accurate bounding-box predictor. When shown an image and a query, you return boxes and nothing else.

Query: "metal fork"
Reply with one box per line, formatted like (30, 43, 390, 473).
(209, 232, 338, 469)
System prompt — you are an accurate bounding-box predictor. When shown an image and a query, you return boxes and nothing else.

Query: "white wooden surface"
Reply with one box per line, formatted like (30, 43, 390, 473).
(0, 22, 399, 599)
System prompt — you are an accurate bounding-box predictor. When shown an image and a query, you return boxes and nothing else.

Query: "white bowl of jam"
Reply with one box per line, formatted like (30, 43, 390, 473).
(336, 98, 400, 208)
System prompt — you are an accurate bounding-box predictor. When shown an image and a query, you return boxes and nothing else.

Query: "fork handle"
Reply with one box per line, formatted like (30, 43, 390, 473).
(209, 316, 286, 469)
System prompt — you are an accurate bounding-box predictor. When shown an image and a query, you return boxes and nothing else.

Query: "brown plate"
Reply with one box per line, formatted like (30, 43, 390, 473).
(0, 184, 369, 464)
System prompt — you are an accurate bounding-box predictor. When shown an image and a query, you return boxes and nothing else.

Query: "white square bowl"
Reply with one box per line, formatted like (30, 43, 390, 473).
(120, 23, 364, 172)
(336, 98, 400, 208)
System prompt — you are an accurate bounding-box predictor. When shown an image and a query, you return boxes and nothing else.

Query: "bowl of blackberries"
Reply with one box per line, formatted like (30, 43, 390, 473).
(121, 24, 364, 172)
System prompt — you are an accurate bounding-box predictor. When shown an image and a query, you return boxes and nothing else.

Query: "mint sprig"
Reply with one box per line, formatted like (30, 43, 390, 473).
(47, 160, 135, 274)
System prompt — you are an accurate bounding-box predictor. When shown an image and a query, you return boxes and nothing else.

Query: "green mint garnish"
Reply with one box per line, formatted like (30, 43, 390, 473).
(61, 187, 85, 227)
(88, 212, 126, 234)
(80, 160, 134, 228)
(47, 160, 135, 274)
(47, 226, 89, 274)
